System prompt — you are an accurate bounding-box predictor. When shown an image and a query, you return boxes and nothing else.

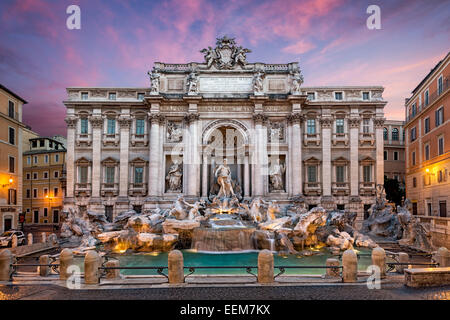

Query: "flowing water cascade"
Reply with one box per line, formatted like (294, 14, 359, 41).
(191, 227, 256, 252)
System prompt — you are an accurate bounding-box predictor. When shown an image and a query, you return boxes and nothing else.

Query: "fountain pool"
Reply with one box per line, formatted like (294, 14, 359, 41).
(72, 248, 381, 276)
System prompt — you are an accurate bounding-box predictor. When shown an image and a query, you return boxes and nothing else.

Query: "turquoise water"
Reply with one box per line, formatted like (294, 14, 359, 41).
(74, 248, 376, 276)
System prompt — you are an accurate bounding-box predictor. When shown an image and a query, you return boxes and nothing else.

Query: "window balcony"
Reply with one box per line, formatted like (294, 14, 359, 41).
(359, 133, 375, 146)
(359, 182, 375, 196)
(76, 133, 92, 147)
(101, 183, 119, 196)
(102, 133, 120, 147)
(332, 133, 348, 146)
(303, 182, 322, 196)
(74, 183, 91, 197)
(303, 133, 321, 146)
(130, 133, 149, 147)
(332, 182, 349, 196)
(128, 183, 147, 196)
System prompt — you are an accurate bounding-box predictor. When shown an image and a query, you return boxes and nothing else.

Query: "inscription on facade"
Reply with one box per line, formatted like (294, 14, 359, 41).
(199, 77, 253, 93)
(198, 105, 253, 112)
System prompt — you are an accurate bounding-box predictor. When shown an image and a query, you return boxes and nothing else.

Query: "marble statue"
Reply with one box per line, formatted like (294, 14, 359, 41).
(187, 71, 199, 95)
(200, 46, 217, 69)
(166, 161, 183, 192)
(269, 159, 285, 191)
(290, 70, 304, 94)
(167, 121, 183, 142)
(253, 71, 264, 94)
(148, 70, 160, 95)
(214, 158, 235, 198)
(200, 36, 251, 70)
(233, 46, 251, 66)
(268, 122, 284, 142)
(169, 195, 189, 220)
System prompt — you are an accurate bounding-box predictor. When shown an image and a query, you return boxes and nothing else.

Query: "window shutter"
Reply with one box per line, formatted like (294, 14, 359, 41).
(435, 110, 439, 126)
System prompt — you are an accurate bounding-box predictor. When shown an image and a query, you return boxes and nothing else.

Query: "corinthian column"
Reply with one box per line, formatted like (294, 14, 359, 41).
(349, 116, 360, 196)
(320, 116, 333, 197)
(288, 113, 303, 196)
(118, 115, 132, 198)
(64, 116, 78, 200)
(252, 113, 268, 197)
(184, 113, 200, 197)
(374, 117, 385, 187)
(89, 115, 103, 198)
(148, 114, 164, 198)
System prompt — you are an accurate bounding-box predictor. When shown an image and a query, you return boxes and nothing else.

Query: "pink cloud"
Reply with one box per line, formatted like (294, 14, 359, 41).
(282, 39, 316, 54)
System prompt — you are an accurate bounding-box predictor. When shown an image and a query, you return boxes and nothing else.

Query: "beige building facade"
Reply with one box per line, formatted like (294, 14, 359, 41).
(0, 84, 27, 233)
(383, 120, 405, 185)
(63, 37, 386, 227)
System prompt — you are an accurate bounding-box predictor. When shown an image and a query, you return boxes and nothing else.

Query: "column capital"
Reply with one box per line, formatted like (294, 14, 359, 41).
(148, 113, 165, 124)
(348, 117, 361, 128)
(118, 116, 132, 128)
(287, 113, 303, 124)
(252, 113, 268, 124)
(64, 116, 78, 129)
(319, 117, 333, 128)
(373, 117, 385, 129)
(89, 115, 103, 128)
(184, 112, 200, 124)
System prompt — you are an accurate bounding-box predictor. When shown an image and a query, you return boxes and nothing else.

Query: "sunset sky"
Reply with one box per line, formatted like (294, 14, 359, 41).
(0, 0, 449, 136)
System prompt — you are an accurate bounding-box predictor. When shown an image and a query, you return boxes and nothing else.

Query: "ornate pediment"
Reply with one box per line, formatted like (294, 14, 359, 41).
(200, 36, 251, 70)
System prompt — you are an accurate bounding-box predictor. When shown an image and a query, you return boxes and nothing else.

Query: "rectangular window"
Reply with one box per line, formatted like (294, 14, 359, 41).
(336, 119, 344, 133)
(54, 171, 59, 178)
(425, 144, 430, 160)
(33, 156, 38, 164)
(40, 139, 44, 147)
(410, 127, 416, 142)
(307, 92, 315, 100)
(53, 210, 59, 224)
(424, 117, 430, 133)
(8, 101, 15, 118)
(55, 154, 59, 163)
(363, 119, 370, 133)
(384, 151, 388, 161)
(54, 188, 58, 197)
(362, 92, 370, 100)
(438, 76, 443, 95)
(393, 151, 399, 161)
(26, 173, 30, 180)
(412, 103, 416, 116)
(425, 89, 429, 106)
(81, 92, 88, 100)
(8, 189, 16, 205)
(438, 137, 444, 155)
(26, 189, 31, 199)
(306, 119, 316, 134)
(137, 93, 145, 100)
(336, 166, 345, 183)
(43, 188, 48, 197)
(33, 189, 37, 198)
(413, 177, 417, 188)
(136, 119, 145, 135)
(43, 171, 48, 179)
(27, 156, 31, 165)
(307, 166, 317, 183)
(134, 167, 143, 184)
(335, 92, 343, 100)
(80, 118, 88, 134)
(9, 127, 15, 145)
(44, 155, 49, 163)
(44, 208, 48, 217)
(107, 119, 116, 134)
(8, 156, 14, 173)
(363, 165, 372, 182)
(439, 201, 447, 218)
(105, 167, 115, 184)
(109, 92, 116, 100)
(79, 167, 88, 183)
(412, 151, 416, 165)
(435, 107, 444, 127)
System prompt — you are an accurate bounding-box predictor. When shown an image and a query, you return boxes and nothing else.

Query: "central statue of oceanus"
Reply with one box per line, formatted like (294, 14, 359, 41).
(214, 158, 235, 198)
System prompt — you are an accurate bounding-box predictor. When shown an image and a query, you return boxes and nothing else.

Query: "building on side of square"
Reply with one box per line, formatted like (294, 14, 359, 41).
(63, 37, 386, 227)
(404, 52, 449, 248)
(383, 120, 405, 185)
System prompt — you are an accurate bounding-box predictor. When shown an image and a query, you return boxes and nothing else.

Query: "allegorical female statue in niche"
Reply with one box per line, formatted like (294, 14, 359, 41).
(214, 158, 235, 198)
(269, 158, 285, 191)
(166, 160, 182, 192)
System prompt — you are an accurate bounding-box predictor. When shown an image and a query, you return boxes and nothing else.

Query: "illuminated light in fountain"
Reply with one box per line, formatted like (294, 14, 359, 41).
(114, 240, 131, 253)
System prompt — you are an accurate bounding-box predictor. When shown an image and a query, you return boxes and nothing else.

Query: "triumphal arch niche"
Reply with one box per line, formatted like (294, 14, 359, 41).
(65, 35, 386, 225)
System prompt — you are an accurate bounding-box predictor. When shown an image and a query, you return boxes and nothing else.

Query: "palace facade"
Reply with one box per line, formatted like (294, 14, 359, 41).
(63, 37, 386, 227)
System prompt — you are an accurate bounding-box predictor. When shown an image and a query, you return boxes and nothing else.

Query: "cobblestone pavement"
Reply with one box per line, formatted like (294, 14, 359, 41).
(0, 283, 449, 300)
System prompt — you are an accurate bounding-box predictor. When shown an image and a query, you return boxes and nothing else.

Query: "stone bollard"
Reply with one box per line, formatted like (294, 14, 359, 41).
(41, 232, 46, 244)
(342, 249, 358, 282)
(84, 250, 101, 284)
(105, 260, 120, 279)
(396, 252, 409, 274)
(326, 258, 340, 277)
(0, 249, 13, 281)
(436, 247, 450, 268)
(27, 233, 33, 245)
(258, 249, 274, 283)
(371, 247, 386, 278)
(39, 255, 50, 277)
(11, 235, 18, 248)
(59, 248, 74, 280)
(168, 250, 184, 284)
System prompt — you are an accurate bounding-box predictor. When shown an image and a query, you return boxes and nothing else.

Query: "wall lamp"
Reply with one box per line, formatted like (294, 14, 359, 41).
(1, 177, 13, 188)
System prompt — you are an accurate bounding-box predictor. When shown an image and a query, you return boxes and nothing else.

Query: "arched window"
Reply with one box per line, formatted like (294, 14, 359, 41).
(392, 128, 399, 141)
(383, 127, 388, 140)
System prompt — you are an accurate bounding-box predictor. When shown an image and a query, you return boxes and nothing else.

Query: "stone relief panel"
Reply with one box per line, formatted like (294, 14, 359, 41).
(267, 121, 285, 143)
(166, 121, 183, 143)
